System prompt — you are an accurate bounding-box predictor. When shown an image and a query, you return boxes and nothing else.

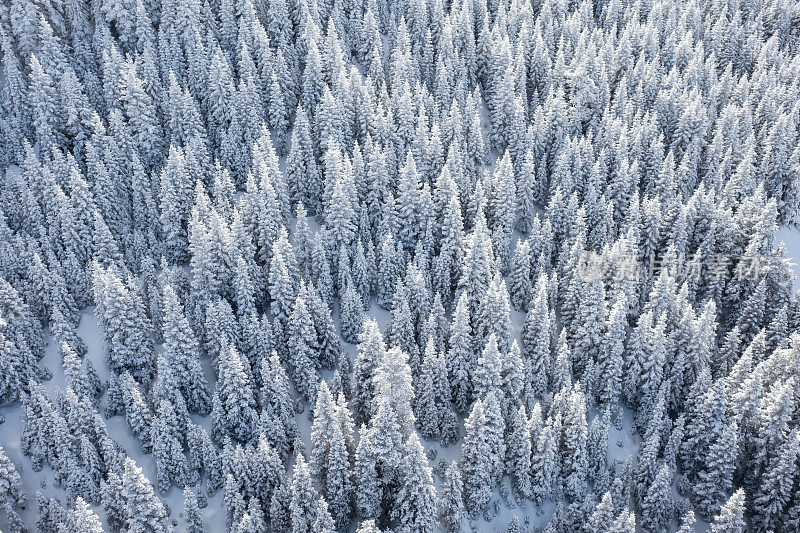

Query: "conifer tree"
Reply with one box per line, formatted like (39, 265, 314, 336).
(461, 399, 492, 512)
(122, 458, 171, 532)
(0, 445, 25, 528)
(160, 146, 193, 264)
(162, 285, 210, 414)
(752, 429, 799, 531)
(211, 342, 259, 443)
(639, 463, 672, 533)
(308, 284, 341, 370)
(290, 454, 319, 533)
(260, 352, 297, 459)
(356, 520, 383, 533)
(184, 486, 204, 533)
(377, 233, 402, 309)
(609, 508, 636, 533)
(118, 57, 163, 170)
(394, 432, 437, 532)
(416, 340, 453, 442)
(340, 280, 363, 343)
(692, 419, 737, 519)
(122, 374, 154, 452)
(710, 489, 746, 533)
(507, 403, 532, 498)
(522, 275, 551, 403)
(152, 400, 189, 494)
(448, 293, 474, 414)
(287, 292, 320, 401)
(61, 497, 104, 533)
(510, 239, 533, 311)
(287, 107, 321, 213)
(93, 265, 155, 381)
(474, 333, 503, 401)
(29, 55, 59, 156)
(598, 295, 626, 406)
(439, 461, 465, 532)
(351, 318, 385, 423)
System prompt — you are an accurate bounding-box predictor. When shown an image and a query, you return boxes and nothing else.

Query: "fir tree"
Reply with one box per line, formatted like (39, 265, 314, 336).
(122, 458, 171, 532)
(287, 292, 320, 401)
(710, 489, 746, 533)
(461, 399, 492, 512)
(162, 285, 210, 414)
(290, 454, 319, 533)
(184, 486, 204, 533)
(211, 342, 259, 443)
(340, 280, 363, 343)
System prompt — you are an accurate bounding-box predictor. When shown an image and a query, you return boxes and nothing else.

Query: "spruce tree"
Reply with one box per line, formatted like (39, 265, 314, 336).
(340, 280, 363, 343)
(184, 486, 204, 533)
(461, 399, 492, 513)
(211, 342, 259, 443)
(710, 489, 746, 533)
(439, 461, 465, 532)
(122, 457, 171, 532)
(162, 285, 211, 414)
(290, 454, 319, 533)
(287, 292, 320, 401)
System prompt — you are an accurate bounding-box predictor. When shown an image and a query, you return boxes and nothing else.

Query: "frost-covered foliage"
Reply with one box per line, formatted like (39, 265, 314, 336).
(1, 0, 800, 530)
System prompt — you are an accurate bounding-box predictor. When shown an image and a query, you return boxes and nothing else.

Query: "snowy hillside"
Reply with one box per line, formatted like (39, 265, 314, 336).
(1, 0, 800, 531)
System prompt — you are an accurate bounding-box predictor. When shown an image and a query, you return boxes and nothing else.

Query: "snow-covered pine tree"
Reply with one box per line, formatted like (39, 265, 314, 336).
(393, 432, 437, 532)
(351, 318, 385, 423)
(461, 398, 492, 513)
(639, 463, 672, 533)
(439, 460, 464, 531)
(0, 445, 25, 529)
(260, 351, 297, 459)
(211, 341, 259, 443)
(122, 457, 171, 532)
(287, 291, 320, 401)
(521, 275, 551, 402)
(507, 403, 532, 498)
(162, 285, 210, 414)
(710, 488, 746, 533)
(183, 486, 204, 533)
(290, 454, 320, 533)
(151, 399, 189, 494)
(340, 280, 363, 343)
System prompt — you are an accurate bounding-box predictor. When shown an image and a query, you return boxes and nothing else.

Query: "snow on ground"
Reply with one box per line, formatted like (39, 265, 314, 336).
(0, 309, 227, 532)
(0, 106, 676, 532)
(0, 277, 612, 533)
(0, 204, 636, 533)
